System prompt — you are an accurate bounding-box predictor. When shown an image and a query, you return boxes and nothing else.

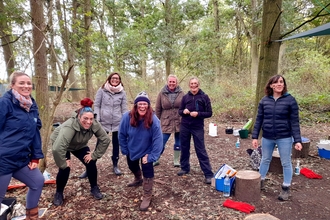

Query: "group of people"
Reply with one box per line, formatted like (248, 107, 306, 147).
(0, 70, 302, 218)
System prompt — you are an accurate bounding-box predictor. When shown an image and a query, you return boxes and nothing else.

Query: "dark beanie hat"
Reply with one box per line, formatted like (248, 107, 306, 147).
(134, 91, 150, 105)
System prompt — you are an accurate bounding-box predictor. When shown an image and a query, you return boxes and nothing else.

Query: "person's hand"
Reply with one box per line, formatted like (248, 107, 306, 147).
(183, 108, 190, 114)
(28, 161, 38, 170)
(83, 151, 93, 164)
(190, 111, 198, 117)
(252, 139, 259, 149)
(142, 154, 148, 164)
(294, 142, 303, 151)
(66, 159, 71, 167)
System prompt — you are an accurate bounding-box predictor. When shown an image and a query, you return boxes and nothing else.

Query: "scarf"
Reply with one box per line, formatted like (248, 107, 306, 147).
(104, 81, 123, 94)
(11, 89, 33, 112)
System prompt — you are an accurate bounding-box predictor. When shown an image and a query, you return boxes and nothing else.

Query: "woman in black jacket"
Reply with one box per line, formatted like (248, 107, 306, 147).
(252, 74, 302, 201)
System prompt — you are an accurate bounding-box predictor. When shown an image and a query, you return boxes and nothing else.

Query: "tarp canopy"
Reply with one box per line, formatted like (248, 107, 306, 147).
(278, 22, 330, 41)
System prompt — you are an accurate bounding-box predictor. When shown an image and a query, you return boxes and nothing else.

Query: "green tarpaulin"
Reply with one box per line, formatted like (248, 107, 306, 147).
(279, 22, 330, 41)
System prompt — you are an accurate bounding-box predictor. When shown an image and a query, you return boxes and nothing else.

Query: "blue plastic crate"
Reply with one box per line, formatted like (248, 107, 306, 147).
(318, 147, 330, 159)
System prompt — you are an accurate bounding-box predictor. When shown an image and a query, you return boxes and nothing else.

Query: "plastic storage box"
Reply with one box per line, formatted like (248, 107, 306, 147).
(318, 147, 330, 159)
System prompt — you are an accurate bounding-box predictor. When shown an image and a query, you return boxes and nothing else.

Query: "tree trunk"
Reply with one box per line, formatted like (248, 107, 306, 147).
(212, 0, 222, 79)
(164, 0, 172, 77)
(0, 0, 15, 80)
(30, 0, 49, 173)
(85, 0, 93, 98)
(250, 0, 260, 85)
(252, 0, 282, 130)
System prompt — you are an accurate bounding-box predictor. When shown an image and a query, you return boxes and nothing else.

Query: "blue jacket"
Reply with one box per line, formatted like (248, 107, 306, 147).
(119, 112, 163, 163)
(178, 89, 212, 129)
(252, 93, 302, 143)
(0, 90, 44, 175)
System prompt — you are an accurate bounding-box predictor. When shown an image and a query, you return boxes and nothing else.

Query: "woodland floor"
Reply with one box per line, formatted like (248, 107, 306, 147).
(6, 103, 330, 220)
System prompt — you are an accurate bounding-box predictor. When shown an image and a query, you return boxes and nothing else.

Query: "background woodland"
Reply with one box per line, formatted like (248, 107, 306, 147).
(0, 0, 330, 171)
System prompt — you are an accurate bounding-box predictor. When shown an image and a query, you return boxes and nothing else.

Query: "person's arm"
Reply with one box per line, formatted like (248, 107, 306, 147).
(92, 121, 111, 160)
(147, 115, 163, 163)
(121, 91, 128, 114)
(118, 113, 129, 155)
(51, 126, 75, 169)
(155, 92, 162, 119)
(178, 95, 187, 117)
(252, 99, 264, 140)
(94, 88, 102, 121)
(195, 94, 212, 119)
(289, 97, 302, 144)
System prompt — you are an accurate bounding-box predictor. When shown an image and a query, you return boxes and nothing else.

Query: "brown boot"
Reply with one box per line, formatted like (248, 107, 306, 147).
(26, 206, 38, 220)
(140, 177, 153, 211)
(127, 170, 143, 187)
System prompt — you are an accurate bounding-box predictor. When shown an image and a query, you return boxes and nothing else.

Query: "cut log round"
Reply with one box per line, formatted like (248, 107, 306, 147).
(292, 141, 310, 158)
(269, 150, 283, 174)
(234, 170, 261, 202)
(244, 213, 280, 220)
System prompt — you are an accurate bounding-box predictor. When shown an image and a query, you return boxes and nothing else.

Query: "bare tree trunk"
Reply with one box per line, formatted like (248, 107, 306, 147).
(164, 0, 172, 77)
(30, 0, 49, 173)
(85, 0, 93, 98)
(47, 0, 58, 86)
(250, 0, 260, 85)
(0, 0, 15, 80)
(252, 0, 282, 129)
(212, 0, 221, 78)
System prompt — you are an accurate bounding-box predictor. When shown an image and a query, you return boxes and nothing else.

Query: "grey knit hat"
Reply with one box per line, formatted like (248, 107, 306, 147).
(134, 91, 150, 105)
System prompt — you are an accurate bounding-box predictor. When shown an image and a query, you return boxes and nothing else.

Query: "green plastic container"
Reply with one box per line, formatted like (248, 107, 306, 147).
(239, 129, 249, 139)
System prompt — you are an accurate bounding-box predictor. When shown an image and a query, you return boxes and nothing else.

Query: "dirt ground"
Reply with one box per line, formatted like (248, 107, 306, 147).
(6, 103, 330, 220)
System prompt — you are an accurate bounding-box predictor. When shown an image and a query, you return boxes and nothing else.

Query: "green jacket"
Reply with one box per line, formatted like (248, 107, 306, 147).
(51, 116, 110, 169)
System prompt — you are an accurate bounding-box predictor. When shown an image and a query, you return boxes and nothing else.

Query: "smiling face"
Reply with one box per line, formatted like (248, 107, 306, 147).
(110, 74, 120, 86)
(11, 74, 33, 97)
(271, 77, 285, 96)
(167, 76, 178, 92)
(189, 78, 200, 95)
(137, 101, 149, 118)
(79, 112, 94, 129)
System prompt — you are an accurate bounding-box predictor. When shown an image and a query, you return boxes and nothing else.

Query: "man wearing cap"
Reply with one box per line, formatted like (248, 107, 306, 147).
(118, 91, 163, 211)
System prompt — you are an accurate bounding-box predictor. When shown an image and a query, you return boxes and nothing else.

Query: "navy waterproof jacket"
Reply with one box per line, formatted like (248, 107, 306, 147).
(0, 90, 43, 175)
(178, 89, 212, 129)
(252, 93, 302, 143)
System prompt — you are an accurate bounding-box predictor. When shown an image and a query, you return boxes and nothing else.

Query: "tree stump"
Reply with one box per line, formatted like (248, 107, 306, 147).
(292, 141, 310, 158)
(234, 170, 260, 202)
(269, 150, 283, 174)
(244, 213, 280, 220)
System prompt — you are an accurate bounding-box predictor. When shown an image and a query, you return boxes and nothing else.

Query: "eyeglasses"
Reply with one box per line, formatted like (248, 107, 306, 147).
(111, 77, 119, 80)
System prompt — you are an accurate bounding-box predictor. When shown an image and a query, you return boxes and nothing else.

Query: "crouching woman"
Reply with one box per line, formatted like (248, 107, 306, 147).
(119, 92, 163, 211)
(51, 98, 110, 206)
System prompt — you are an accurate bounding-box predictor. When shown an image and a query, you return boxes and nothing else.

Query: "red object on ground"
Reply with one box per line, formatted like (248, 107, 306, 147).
(7, 179, 56, 190)
(300, 168, 322, 179)
(223, 199, 255, 214)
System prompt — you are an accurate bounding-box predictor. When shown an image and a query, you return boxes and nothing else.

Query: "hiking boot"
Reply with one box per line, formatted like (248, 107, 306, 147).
(25, 206, 38, 220)
(260, 179, 265, 190)
(91, 186, 103, 200)
(127, 170, 143, 187)
(177, 170, 189, 176)
(153, 160, 160, 166)
(278, 185, 291, 201)
(204, 177, 212, 184)
(53, 192, 64, 206)
(79, 171, 88, 179)
(140, 178, 154, 211)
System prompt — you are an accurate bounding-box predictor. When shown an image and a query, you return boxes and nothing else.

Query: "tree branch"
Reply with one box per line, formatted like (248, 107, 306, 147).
(0, 30, 31, 46)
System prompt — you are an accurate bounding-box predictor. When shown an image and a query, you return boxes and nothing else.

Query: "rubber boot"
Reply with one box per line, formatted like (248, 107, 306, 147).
(112, 156, 122, 176)
(173, 150, 181, 167)
(278, 185, 291, 201)
(25, 206, 39, 220)
(140, 178, 153, 211)
(127, 170, 143, 187)
(153, 159, 160, 166)
(78, 170, 87, 179)
(260, 179, 265, 190)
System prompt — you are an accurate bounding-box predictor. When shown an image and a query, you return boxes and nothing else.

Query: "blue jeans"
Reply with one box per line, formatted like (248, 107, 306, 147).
(260, 137, 293, 186)
(0, 166, 44, 209)
(162, 132, 181, 152)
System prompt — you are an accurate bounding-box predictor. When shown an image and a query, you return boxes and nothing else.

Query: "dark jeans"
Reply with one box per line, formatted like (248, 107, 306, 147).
(56, 146, 97, 193)
(126, 155, 154, 178)
(97, 131, 119, 161)
(180, 124, 213, 178)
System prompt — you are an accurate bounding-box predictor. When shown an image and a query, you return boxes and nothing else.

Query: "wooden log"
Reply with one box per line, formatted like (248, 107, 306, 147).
(292, 141, 310, 158)
(268, 150, 283, 174)
(244, 213, 280, 220)
(234, 170, 261, 202)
